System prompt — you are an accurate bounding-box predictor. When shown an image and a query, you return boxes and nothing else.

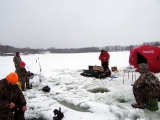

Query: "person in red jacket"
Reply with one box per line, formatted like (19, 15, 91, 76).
(99, 50, 110, 71)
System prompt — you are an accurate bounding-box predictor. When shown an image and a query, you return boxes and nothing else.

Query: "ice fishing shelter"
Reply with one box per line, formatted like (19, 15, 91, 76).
(129, 45, 160, 73)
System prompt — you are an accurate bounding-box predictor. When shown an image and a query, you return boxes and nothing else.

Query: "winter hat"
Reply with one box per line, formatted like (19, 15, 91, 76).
(101, 50, 105, 53)
(16, 52, 19, 55)
(6, 72, 18, 84)
(20, 61, 26, 67)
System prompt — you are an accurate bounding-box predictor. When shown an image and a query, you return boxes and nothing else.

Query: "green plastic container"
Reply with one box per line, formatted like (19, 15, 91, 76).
(146, 98, 159, 111)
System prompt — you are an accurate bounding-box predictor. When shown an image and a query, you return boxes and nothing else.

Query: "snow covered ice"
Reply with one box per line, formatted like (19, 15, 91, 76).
(1, 51, 160, 120)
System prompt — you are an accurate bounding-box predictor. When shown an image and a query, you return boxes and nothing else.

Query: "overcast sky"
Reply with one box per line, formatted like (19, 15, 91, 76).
(0, 0, 160, 49)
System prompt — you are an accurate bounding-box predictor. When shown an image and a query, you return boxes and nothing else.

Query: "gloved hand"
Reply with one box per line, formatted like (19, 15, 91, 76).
(9, 102, 15, 109)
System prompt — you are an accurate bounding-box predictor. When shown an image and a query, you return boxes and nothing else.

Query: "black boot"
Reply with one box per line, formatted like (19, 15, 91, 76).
(21, 81, 26, 91)
(26, 78, 32, 89)
(22, 89, 26, 91)
(26, 86, 32, 89)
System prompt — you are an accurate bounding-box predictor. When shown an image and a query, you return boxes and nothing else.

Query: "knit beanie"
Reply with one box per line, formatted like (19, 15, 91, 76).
(20, 61, 26, 67)
(101, 50, 105, 53)
(6, 72, 18, 84)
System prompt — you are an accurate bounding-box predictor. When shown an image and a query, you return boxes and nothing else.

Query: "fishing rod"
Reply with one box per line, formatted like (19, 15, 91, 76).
(36, 57, 42, 82)
(36, 57, 42, 72)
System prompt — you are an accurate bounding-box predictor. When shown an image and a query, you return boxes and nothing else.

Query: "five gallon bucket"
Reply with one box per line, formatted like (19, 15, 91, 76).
(146, 98, 159, 111)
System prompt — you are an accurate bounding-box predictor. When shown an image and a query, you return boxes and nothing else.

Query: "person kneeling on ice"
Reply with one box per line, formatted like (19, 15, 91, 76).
(131, 63, 160, 109)
(0, 72, 27, 120)
(16, 61, 32, 91)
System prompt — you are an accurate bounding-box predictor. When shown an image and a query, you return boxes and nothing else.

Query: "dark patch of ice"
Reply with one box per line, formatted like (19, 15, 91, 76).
(57, 100, 90, 112)
(87, 87, 110, 93)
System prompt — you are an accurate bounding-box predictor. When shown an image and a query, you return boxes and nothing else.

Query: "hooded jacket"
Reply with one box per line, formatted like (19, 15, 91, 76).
(15, 67, 28, 77)
(0, 79, 26, 109)
(13, 52, 22, 68)
(133, 63, 160, 97)
(99, 51, 110, 63)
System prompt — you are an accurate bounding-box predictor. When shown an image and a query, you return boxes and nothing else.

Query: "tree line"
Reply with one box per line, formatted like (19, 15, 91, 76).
(0, 41, 160, 55)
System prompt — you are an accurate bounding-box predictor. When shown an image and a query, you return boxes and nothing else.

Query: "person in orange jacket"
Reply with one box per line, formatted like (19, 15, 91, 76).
(99, 50, 110, 71)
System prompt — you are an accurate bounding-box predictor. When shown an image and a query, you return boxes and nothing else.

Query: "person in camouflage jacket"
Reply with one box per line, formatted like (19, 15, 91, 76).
(0, 72, 27, 120)
(13, 52, 22, 68)
(16, 61, 32, 91)
(131, 63, 160, 108)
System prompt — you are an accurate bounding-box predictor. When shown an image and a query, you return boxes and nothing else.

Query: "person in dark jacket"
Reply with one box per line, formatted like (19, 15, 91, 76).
(0, 72, 27, 120)
(16, 61, 32, 91)
(99, 50, 110, 71)
(131, 63, 160, 109)
(13, 52, 22, 68)
(99, 69, 111, 79)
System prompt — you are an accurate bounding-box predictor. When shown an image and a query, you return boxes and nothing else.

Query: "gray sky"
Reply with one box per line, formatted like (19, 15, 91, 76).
(0, 0, 160, 49)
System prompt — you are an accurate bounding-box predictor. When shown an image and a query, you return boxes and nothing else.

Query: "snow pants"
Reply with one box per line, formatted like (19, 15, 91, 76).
(101, 62, 109, 71)
(19, 77, 30, 90)
(133, 86, 159, 105)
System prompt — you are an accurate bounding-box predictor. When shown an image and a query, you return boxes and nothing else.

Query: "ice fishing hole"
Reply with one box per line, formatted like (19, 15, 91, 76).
(87, 87, 110, 93)
(117, 98, 128, 103)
